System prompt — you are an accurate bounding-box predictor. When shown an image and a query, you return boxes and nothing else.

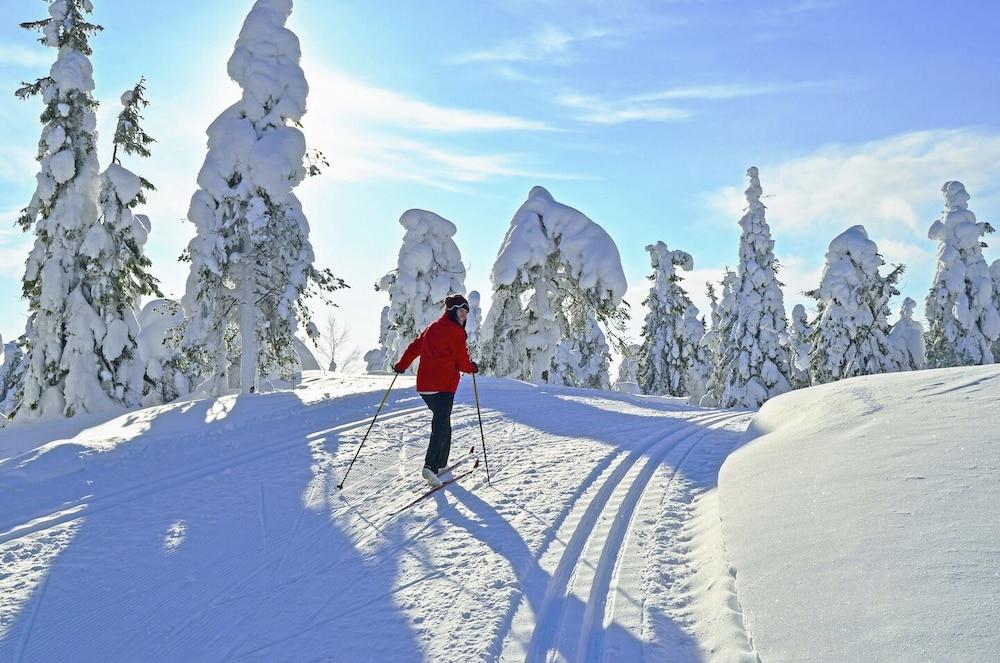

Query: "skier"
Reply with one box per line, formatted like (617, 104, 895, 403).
(394, 294, 478, 487)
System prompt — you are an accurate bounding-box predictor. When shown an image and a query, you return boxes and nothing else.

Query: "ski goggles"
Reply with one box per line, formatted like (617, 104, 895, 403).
(446, 302, 470, 311)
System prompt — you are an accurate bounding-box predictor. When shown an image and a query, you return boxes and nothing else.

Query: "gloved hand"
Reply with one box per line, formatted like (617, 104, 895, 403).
(470, 361, 478, 374)
(393, 363, 406, 374)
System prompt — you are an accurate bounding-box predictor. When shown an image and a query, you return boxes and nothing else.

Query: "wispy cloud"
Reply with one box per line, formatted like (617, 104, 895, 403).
(310, 64, 551, 132)
(557, 80, 828, 125)
(556, 92, 690, 124)
(0, 44, 51, 69)
(758, 0, 838, 21)
(451, 25, 614, 65)
(706, 128, 1000, 242)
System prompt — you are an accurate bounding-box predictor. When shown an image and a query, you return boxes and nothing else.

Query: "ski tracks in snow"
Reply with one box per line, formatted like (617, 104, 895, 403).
(499, 409, 752, 663)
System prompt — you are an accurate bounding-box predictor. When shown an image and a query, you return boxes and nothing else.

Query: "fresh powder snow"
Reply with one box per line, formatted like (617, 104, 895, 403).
(720, 364, 1000, 662)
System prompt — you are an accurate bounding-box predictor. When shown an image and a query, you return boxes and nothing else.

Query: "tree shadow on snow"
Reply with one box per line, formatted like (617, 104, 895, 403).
(440, 483, 702, 661)
(0, 384, 425, 661)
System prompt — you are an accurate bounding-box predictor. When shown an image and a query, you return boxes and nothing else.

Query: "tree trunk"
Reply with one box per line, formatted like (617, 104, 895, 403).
(239, 256, 258, 394)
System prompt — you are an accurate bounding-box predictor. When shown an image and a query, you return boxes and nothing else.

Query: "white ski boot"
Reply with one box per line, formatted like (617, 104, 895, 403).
(421, 467, 442, 488)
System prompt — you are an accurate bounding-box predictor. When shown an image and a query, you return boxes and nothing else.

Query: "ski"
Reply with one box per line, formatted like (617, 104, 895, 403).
(436, 445, 477, 477)
(390, 458, 480, 517)
(405, 445, 476, 491)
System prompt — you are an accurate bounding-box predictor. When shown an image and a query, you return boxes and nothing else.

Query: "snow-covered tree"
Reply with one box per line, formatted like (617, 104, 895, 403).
(15, 1, 111, 418)
(83, 79, 162, 407)
(991, 260, 1000, 362)
(924, 182, 999, 368)
(551, 311, 612, 389)
(466, 290, 483, 354)
(365, 209, 467, 373)
(698, 271, 736, 406)
(614, 343, 641, 394)
(0, 335, 26, 418)
(182, 0, 343, 395)
(134, 299, 191, 405)
(706, 168, 791, 408)
(636, 242, 703, 397)
(888, 297, 926, 371)
(806, 226, 903, 384)
(478, 186, 628, 387)
(683, 303, 710, 404)
(787, 304, 812, 389)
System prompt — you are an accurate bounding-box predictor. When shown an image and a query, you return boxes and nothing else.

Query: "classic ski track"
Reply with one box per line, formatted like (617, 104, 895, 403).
(509, 409, 737, 663)
(0, 404, 427, 545)
(578, 411, 748, 663)
(337, 405, 504, 496)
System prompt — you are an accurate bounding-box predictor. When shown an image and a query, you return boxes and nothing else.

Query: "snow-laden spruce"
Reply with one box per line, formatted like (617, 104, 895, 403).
(699, 271, 736, 407)
(992, 260, 1000, 361)
(135, 299, 191, 405)
(478, 186, 628, 387)
(787, 304, 812, 389)
(806, 226, 904, 383)
(15, 1, 108, 418)
(888, 297, 926, 370)
(182, 0, 342, 395)
(365, 209, 467, 374)
(614, 343, 641, 394)
(0, 336, 25, 417)
(465, 290, 483, 355)
(636, 242, 705, 397)
(706, 168, 791, 408)
(924, 182, 999, 368)
(84, 79, 162, 407)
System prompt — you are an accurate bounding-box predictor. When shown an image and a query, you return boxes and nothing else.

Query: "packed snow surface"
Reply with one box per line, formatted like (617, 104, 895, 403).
(0, 373, 754, 661)
(719, 364, 1000, 662)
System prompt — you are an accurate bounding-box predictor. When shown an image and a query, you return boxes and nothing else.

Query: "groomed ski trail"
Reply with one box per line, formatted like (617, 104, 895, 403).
(0, 375, 759, 662)
(498, 409, 749, 662)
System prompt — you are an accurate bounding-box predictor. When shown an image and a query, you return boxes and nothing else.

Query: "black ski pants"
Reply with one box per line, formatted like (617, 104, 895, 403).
(420, 392, 455, 472)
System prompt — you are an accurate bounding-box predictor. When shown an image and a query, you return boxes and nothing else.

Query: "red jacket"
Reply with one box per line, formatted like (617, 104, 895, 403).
(396, 314, 476, 393)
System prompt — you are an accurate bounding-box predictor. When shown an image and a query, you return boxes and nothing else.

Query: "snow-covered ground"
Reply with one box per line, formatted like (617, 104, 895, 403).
(720, 364, 1000, 663)
(0, 373, 754, 661)
(1, 366, 996, 661)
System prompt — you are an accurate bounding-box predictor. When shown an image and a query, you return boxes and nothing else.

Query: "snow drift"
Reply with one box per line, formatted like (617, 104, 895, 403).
(719, 364, 1000, 662)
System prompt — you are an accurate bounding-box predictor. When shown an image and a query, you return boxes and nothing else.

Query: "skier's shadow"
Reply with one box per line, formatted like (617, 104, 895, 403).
(439, 482, 700, 661)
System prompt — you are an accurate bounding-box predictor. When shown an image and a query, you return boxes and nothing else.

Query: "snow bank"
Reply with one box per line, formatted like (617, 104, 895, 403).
(719, 365, 1000, 662)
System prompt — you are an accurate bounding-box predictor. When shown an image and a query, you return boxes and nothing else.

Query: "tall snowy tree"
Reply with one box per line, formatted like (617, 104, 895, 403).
(466, 290, 483, 355)
(991, 260, 1000, 362)
(806, 226, 904, 384)
(698, 271, 736, 406)
(83, 78, 162, 407)
(787, 304, 812, 389)
(706, 168, 791, 408)
(614, 343, 641, 394)
(636, 241, 703, 397)
(182, 0, 343, 395)
(888, 297, 926, 371)
(924, 181, 999, 368)
(365, 209, 467, 374)
(478, 186, 628, 387)
(15, 0, 110, 418)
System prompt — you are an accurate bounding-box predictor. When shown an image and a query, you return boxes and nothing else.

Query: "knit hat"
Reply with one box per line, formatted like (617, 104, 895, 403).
(444, 294, 470, 311)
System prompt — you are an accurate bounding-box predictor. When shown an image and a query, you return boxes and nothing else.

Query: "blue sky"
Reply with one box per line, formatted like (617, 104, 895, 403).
(0, 0, 998, 360)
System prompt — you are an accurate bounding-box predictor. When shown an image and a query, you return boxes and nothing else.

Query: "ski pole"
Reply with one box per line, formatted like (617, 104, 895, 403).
(337, 373, 398, 490)
(472, 372, 491, 486)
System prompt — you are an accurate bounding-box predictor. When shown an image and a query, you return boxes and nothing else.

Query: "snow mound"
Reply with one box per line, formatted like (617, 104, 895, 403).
(719, 365, 1000, 662)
